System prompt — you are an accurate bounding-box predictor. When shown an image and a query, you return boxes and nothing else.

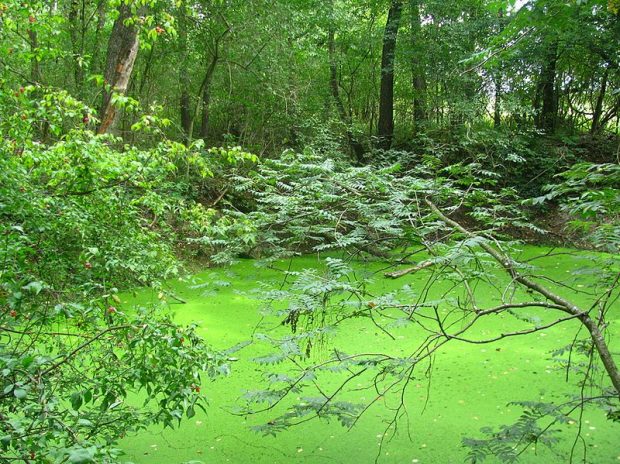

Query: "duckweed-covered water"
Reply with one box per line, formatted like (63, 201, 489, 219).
(119, 247, 619, 463)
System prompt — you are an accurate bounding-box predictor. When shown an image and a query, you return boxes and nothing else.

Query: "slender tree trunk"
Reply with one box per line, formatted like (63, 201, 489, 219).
(195, 22, 230, 140)
(68, 0, 84, 97)
(327, 2, 365, 163)
(600, 97, 619, 132)
(493, 9, 503, 128)
(494, 74, 502, 128)
(198, 55, 218, 140)
(137, 43, 156, 96)
(536, 40, 558, 133)
(90, 0, 107, 75)
(591, 68, 609, 134)
(98, 3, 141, 135)
(178, 4, 192, 143)
(533, 77, 543, 125)
(410, 0, 426, 131)
(28, 29, 40, 82)
(413, 76, 427, 125)
(377, 0, 403, 150)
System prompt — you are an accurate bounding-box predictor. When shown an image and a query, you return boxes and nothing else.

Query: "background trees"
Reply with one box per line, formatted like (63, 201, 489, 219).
(2, 0, 616, 153)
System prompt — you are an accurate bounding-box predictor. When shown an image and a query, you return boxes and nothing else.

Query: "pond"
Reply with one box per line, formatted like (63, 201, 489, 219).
(119, 247, 619, 463)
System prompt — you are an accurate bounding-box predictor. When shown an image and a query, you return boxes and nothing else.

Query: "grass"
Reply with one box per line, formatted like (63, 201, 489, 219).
(118, 246, 619, 463)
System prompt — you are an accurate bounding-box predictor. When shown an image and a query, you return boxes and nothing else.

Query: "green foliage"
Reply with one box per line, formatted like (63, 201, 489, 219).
(0, 86, 244, 462)
(221, 149, 437, 261)
(535, 162, 620, 252)
(0, 0, 618, 461)
(240, 147, 540, 256)
(461, 334, 613, 464)
(463, 401, 567, 463)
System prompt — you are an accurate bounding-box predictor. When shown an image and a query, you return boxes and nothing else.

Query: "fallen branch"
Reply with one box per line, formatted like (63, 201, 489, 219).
(384, 260, 434, 279)
(163, 291, 187, 304)
(209, 187, 229, 207)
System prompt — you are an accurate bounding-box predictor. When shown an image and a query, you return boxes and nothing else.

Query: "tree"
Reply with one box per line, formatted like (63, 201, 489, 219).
(410, 0, 427, 129)
(0, 84, 232, 462)
(535, 39, 558, 133)
(197, 13, 230, 140)
(178, 2, 192, 142)
(493, 8, 504, 128)
(327, 0, 365, 162)
(377, 0, 403, 150)
(98, 2, 141, 134)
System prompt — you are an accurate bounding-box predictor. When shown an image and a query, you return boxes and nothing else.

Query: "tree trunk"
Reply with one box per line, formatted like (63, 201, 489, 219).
(195, 22, 230, 140)
(90, 0, 107, 75)
(536, 40, 558, 133)
(410, 0, 426, 130)
(178, 4, 192, 143)
(68, 0, 85, 97)
(413, 76, 427, 126)
(377, 0, 403, 150)
(137, 43, 156, 96)
(198, 55, 219, 140)
(494, 74, 502, 128)
(327, 3, 365, 163)
(28, 29, 40, 83)
(590, 68, 609, 134)
(98, 3, 141, 135)
(493, 9, 503, 128)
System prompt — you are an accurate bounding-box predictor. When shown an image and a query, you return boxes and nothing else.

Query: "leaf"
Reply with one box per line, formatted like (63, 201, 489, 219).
(68, 447, 96, 463)
(22, 281, 44, 295)
(71, 392, 83, 411)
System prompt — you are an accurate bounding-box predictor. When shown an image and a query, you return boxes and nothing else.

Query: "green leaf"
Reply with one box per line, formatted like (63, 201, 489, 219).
(68, 447, 96, 463)
(22, 281, 44, 294)
(71, 392, 83, 411)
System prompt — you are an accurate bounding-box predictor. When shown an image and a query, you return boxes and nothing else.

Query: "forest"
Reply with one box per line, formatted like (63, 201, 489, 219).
(0, 0, 619, 462)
